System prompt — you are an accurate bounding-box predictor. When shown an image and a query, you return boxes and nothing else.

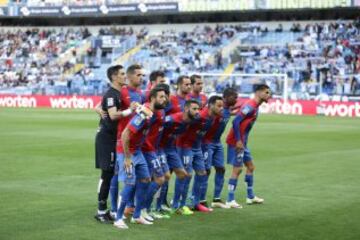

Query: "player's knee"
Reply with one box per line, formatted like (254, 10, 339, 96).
(247, 165, 255, 173)
(164, 172, 171, 181)
(215, 167, 225, 175)
(197, 170, 207, 176)
(140, 178, 151, 183)
(232, 167, 242, 177)
(101, 169, 113, 184)
(175, 169, 186, 179)
(154, 177, 165, 185)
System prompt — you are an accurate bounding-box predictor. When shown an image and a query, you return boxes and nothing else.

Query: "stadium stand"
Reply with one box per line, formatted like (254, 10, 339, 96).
(234, 21, 360, 98)
(0, 20, 359, 98)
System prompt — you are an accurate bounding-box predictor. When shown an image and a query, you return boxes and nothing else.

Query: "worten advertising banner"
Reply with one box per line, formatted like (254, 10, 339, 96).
(1, 95, 359, 118)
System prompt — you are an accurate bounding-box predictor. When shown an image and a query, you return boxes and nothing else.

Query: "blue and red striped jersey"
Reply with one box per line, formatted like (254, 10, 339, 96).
(226, 99, 259, 146)
(176, 107, 215, 149)
(187, 92, 207, 109)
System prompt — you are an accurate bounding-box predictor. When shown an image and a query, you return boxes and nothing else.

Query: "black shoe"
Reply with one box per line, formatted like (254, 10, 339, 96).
(94, 211, 114, 224)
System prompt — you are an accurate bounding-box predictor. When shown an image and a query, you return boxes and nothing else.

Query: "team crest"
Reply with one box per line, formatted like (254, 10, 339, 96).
(241, 105, 252, 115)
(134, 116, 143, 126)
(165, 116, 172, 122)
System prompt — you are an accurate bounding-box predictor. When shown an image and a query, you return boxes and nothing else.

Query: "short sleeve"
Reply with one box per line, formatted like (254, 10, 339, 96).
(128, 114, 145, 133)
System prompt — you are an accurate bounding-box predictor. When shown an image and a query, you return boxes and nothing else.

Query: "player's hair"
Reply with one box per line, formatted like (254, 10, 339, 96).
(106, 65, 123, 82)
(126, 64, 142, 75)
(149, 86, 166, 100)
(149, 70, 165, 83)
(208, 95, 223, 106)
(190, 74, 202, 85)
(177, 75, 190, 86)
(223, 87, 238, 98)
(184, 99, 200, 108)
(154, 83, 170, 96)
(254, 84, 270, 92)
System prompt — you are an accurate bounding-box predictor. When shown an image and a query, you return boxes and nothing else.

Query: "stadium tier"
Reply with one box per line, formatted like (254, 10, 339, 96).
(0, 20, 359, 99)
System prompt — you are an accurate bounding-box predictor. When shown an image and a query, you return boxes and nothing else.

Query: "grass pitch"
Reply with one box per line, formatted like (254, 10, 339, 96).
(0, 108, 359, 240)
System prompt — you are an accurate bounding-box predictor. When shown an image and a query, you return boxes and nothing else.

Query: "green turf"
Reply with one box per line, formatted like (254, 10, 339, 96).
(0, 108, 359, 240)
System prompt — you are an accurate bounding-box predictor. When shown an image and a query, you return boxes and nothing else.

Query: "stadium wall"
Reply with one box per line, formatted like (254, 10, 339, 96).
(0, 94, 359, 118)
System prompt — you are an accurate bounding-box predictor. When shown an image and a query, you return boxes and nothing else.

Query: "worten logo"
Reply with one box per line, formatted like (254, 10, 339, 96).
(317, 102, 360, 117)
(0, 96, 37, 107)
(50, 96, 94, 109)
(260, 100, 302, 115)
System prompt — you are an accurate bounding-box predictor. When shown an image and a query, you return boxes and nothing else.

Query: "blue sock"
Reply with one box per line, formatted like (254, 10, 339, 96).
(156, 181, 168, 210)
(191, 180, 195, 205)
(200, 174, 209, 202)
(133, 181, 149, 219)
(110, 175, 118, 212)
(172, 178, 185, 209)
(227, 178, 238, 202)
(180, 176, 192, 207)
(214, 172, 225, 199)
(245, 174, 255, 199)
(126, 187, 136, 208)
(163, 181, 169, 204)
(146, 181, 161, 210)
(193, 174, 202, 206)
(116, 184, 135, 220)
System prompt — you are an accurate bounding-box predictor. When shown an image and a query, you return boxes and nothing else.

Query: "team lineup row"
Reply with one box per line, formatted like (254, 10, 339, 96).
(94, 64, 272, 229)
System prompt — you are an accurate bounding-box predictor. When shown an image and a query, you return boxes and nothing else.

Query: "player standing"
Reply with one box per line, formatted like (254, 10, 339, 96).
(226, 84, 271, 208)
(201, 88, 238, 209)
(157, 75, 192, 210)
(175, 96, 224, 213)
(113, 64, 145, 217)
(141, 84, 171, 219)
(158, 100, 200, 215)
(114, 87, 168, 229)
(94, 65, 128, 223)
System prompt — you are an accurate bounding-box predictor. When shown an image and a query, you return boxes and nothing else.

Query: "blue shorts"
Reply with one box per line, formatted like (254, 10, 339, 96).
(117, 151, 150, 185)
(177, 147, 205, 174)
(163, 147, 183, 170)
(192, 147, 206, 172)
(202, 142, 225, 170)
(143, 151, 169, 178)
(227, 145, 252, 167)
(157, 150, 170, 174)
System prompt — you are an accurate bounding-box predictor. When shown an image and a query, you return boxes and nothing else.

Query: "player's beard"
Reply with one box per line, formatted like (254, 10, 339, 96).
(154, 102, 165, 110)
(188, 112, 199, 120)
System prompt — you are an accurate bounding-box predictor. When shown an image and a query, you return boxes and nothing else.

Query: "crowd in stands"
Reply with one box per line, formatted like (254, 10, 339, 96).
(231, 20, 360, 98)
(0, 28, 92, 93)
(0, 20, 360, 99)
(131, 25, 235, 74)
